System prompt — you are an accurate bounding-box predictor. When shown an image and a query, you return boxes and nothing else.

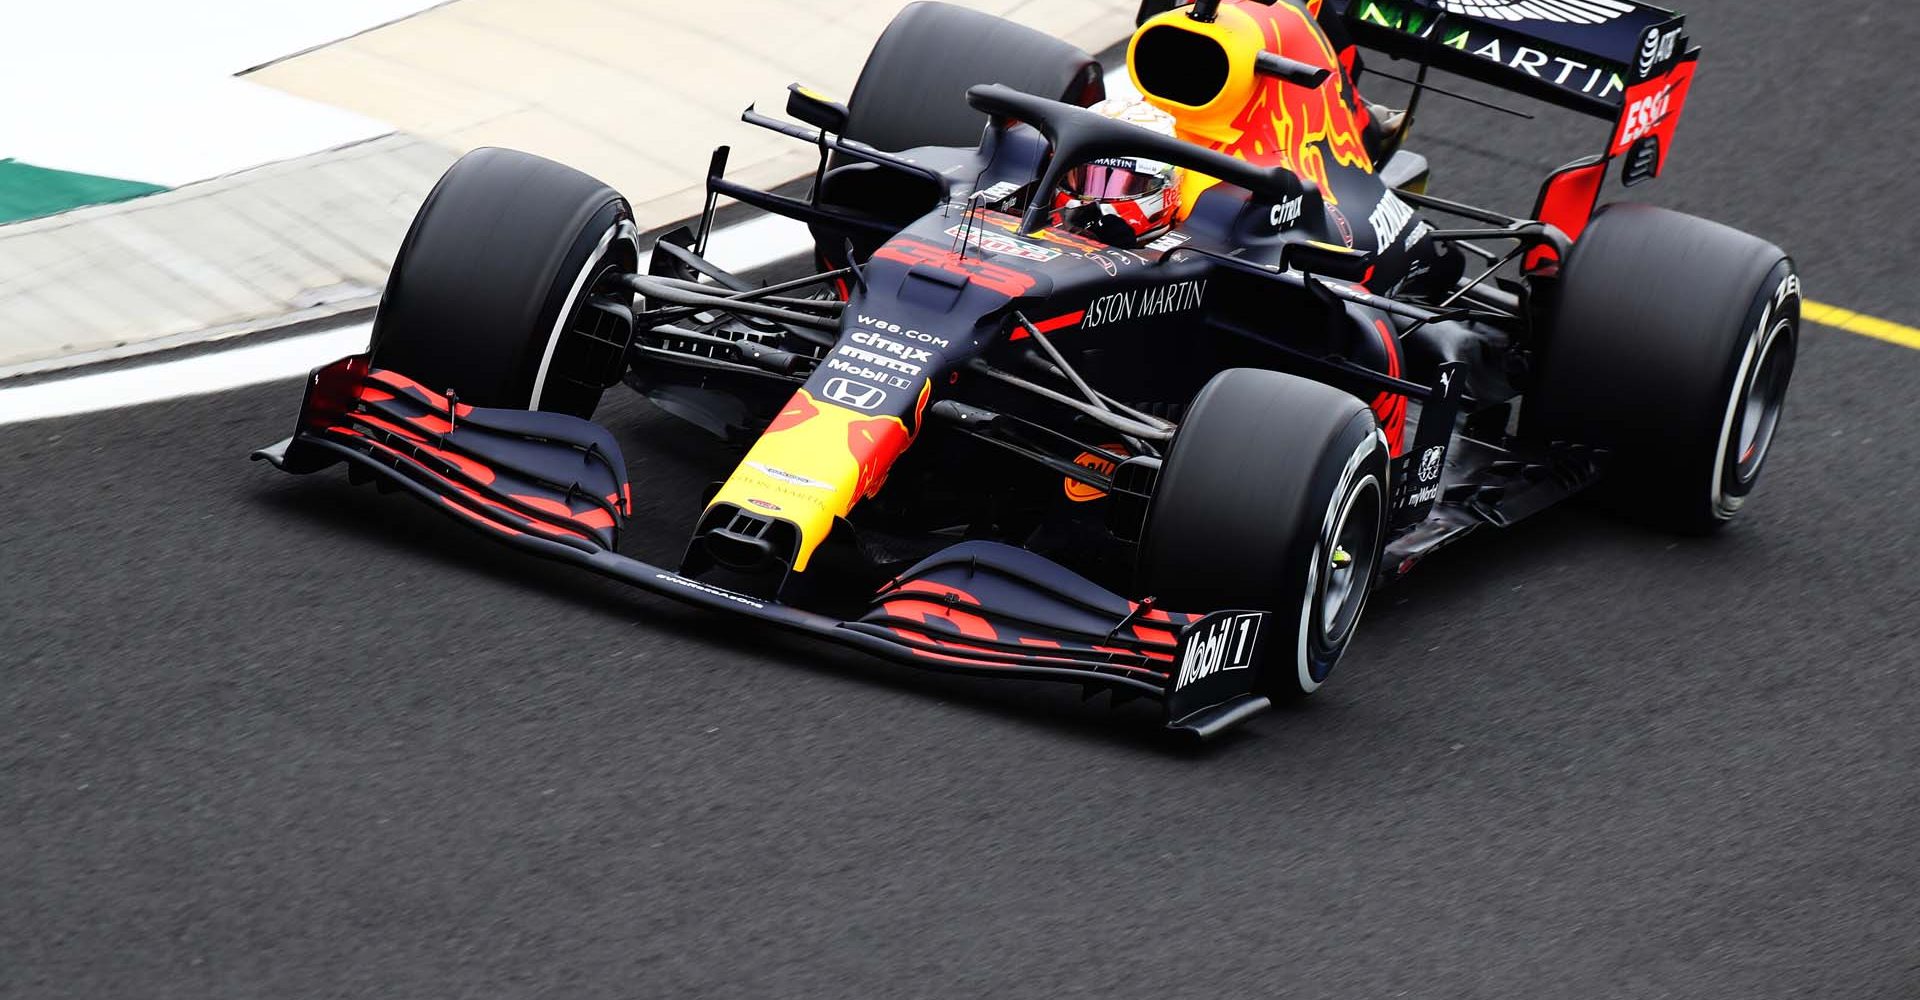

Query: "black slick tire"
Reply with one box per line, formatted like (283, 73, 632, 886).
(1140, 368, 1391, 699)
(370, 147, 638, 419)
(1524, 203, 1800, 532)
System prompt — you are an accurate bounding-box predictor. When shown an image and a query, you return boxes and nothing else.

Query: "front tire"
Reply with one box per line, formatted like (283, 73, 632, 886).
(1140, 369, 1390, 699)
(370, 147, 639, 419)
(1524, 204, 1800, 532)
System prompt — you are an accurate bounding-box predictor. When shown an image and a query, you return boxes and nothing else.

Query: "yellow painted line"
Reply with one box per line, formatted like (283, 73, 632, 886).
(1804, 300, 1920, 352)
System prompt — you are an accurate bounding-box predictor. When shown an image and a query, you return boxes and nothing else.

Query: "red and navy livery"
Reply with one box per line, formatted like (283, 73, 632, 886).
(257, 357, 1271, 737)
(255, 0, 1798, 738)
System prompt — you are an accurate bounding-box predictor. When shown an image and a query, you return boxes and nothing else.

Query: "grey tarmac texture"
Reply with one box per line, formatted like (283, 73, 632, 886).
(3, 2, 1917, 997)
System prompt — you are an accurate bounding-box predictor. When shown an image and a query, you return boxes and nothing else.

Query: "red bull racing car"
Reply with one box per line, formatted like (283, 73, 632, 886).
(255, 0, 1800, 738)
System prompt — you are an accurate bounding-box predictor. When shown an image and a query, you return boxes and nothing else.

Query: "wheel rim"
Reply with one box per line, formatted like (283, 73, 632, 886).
(1730, 315, 1794, 485)
(1318, 476, 1382, 649)
(529, 220, 638, 412)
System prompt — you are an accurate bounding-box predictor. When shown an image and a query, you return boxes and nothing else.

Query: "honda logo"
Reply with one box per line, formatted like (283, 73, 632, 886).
(822, 377, 887, 411)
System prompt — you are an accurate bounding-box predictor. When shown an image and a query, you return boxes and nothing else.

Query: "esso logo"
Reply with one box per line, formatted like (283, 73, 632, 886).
(1621, 86, 1673, 145)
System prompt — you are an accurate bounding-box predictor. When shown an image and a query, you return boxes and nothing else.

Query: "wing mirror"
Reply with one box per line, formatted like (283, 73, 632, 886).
(1254, 51, 1331, 89)
(786, 84, 850, 135)
(1281, 240, 1373, 282)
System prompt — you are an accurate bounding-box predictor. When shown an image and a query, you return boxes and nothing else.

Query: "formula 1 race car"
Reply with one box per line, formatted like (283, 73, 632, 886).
(255, 0, 1800, 738)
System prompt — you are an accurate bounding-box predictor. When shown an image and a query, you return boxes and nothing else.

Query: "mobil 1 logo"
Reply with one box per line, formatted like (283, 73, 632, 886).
(1174, 611, 1262, 691)
(1166, 608, 1264, 719)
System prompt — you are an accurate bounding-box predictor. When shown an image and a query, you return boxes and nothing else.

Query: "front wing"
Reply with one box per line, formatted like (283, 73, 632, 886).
(252, 358, 1274, 738)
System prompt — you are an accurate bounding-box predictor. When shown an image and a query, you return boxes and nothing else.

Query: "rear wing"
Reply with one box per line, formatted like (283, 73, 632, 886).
(1327, 0, 1698, 175)
(1325, 1, 1687, 113)
(1321, 0, 1699, 256)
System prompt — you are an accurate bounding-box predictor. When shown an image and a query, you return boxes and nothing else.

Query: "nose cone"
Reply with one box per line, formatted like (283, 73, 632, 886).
(704, 378, 930, 575)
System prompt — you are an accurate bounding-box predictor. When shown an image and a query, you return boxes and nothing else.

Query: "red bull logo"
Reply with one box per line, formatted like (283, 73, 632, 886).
(765, 390, 820, 434)
(708, 380, 931, 572)
(848, 415, 913, 501)
(1131, 0, 1374, 214)
(1211, 3, 1373, 204)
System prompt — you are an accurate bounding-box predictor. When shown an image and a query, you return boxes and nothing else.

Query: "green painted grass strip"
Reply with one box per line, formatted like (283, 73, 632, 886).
(0, 159, 169, 224)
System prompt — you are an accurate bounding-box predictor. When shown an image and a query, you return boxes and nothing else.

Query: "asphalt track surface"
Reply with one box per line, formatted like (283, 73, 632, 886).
(4, 4, 1917, 997)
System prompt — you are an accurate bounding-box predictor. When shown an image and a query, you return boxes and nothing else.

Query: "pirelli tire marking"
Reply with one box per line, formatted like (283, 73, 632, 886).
(1297, 429, 1387, 694)
(1710, 270, 1800, 521)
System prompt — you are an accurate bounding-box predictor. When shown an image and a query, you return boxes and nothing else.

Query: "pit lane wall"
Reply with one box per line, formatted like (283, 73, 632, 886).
(0, 0, 1136, 375)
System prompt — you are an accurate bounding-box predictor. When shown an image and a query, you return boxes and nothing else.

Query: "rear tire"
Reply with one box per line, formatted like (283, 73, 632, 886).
(370, 147, 639, 419)
(1524, 204, 1800, 532)
(1140, 369, 1390, 699)
(842, 2, 1105, 153)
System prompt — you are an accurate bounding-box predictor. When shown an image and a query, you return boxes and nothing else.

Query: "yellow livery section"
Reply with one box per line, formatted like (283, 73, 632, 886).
(706, 383, 929, 572)
(1129, 0, 1374, 216)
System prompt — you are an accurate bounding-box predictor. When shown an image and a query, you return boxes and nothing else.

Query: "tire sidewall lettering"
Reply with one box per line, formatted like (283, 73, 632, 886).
(1710, 265, 1799, 520)
(1296, 427, 1387, 693)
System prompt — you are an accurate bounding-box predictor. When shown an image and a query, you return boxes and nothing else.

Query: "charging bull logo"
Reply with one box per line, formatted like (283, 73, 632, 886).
(765, 391, 822, 434)
(1211, 2, 1373, 204)
(708, 382, 931, 571)
(848, 415, 913, 501)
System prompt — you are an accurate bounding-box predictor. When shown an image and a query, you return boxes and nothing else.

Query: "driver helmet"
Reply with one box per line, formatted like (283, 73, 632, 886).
(1056, 98, 1182, 244)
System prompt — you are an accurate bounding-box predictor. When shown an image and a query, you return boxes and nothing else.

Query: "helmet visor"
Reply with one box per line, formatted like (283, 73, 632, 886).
(1067, 162, 1165, 201)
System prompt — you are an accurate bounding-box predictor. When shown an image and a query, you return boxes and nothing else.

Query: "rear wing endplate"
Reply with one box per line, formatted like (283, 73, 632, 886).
(1321, 0, 1699, 252)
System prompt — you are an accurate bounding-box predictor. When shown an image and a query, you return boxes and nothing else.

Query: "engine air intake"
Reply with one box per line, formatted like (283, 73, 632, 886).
(1133, 24, 1231, 108)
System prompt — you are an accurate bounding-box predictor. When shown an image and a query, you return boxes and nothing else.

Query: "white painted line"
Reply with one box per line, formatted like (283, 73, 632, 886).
(0, 64, 1139, 426)
(0, 204, 822, 426)
(0, 210, 821, 426)
(0, 324, 373, 426)
(700, 213, 814, 275)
